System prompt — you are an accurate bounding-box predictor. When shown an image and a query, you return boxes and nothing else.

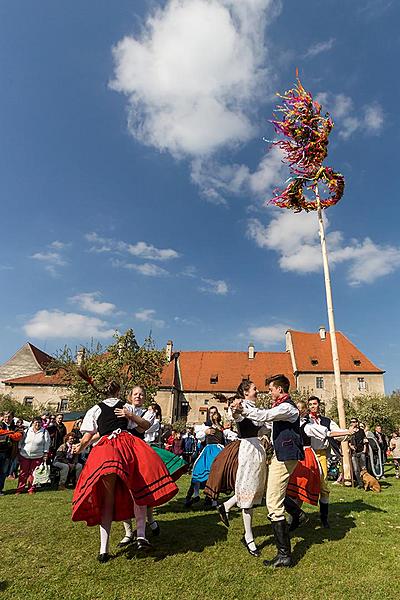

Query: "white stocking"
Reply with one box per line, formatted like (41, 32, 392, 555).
(122, 520, 133, 538)
(223, 494, 237, 513)
(134, 502, 147, 539)
(99, 474, 116, 555)
(242, 508, 257, 552)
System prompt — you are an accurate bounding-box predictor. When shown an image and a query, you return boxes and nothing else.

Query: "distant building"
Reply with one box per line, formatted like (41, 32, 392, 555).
(0, 329, 385, 421)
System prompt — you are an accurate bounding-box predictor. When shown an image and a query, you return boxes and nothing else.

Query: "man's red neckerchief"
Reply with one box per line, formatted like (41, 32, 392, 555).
(272, 393, 290, 408)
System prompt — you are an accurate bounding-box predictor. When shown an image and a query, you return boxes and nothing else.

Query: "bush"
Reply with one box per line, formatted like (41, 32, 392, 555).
(0, 395, 38, 421)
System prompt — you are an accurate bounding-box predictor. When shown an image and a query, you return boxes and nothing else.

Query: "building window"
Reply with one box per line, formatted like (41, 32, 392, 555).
(59, 398, 69, 411)
(353, 359, 361, 366)
(311, 359, 319, 366)
(210, 374, 218, 384)
(357, 377, 366, 391)
(24, 397, 34, 406)
(316, 377, 324, 389)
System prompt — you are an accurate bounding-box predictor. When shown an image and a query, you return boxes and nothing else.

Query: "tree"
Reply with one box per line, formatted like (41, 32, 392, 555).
(328, 393, 400, 433)
(0, 394, 39, 421)
(51, 329, 167, 412)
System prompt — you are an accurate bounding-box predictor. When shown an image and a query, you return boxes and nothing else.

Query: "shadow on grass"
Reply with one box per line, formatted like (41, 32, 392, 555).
(119, 511, 229, 561)
(0, 581, 9, 591)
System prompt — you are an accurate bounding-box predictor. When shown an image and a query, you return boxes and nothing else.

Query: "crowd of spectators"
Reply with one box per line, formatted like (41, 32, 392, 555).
(0, 410, 85, 496)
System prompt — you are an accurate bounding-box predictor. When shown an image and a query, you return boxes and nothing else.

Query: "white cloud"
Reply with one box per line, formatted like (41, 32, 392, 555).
(247, 211, 400, 286)
(125, 262, 169, 277)
(199, 277, 229, 295)
(304, 38, 335, 59)
(126, 241, 179, 260)
(247, 323, 289, 347)
(85, 232, 179, 260)
(315, 92, 384, 139)
(190, 145, 286, 204)
(135, 308, 165, 328)
(69, 292, 116, 315)
(110, 0, 280, 158)
(30, 245, 68, 277)
(23, 310, 115, 339)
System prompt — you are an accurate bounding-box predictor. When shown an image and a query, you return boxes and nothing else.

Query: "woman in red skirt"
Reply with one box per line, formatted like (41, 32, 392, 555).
(72, 380, 178, 562)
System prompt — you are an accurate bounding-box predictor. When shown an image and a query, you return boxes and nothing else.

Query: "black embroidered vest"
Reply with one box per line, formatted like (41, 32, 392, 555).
(97, 401, 128, 436)
(272, 398, 304, 461)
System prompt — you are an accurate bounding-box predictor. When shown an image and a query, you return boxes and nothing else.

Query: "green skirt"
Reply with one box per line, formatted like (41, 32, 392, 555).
(151, 445, 188, 481)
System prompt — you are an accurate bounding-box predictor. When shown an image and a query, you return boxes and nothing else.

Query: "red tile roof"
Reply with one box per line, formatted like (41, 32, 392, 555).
(288, 330, 384, 373)
(4, 371, 67, 386)
(177, 351, 294, 392)
(160, 360, 176, 387)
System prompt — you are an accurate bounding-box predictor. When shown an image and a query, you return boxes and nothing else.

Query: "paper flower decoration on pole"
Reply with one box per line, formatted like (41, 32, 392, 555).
(269, 74, 345, 212)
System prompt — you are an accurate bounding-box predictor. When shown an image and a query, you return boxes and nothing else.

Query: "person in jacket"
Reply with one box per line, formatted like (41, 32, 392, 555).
(17, 417, 50, 495)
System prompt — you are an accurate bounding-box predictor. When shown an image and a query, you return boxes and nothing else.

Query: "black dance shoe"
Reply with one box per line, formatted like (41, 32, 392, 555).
(218, 504, 230, 528)
(136, 537, 152, 551)
(97, 553, 110, 563)
(241, 536, 260, 557)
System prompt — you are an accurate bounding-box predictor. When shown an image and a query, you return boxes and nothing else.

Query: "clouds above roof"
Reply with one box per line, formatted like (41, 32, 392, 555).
(23, 310, 115, 339)
(110, 0, 280, 158)
(247, 211, 400, 286)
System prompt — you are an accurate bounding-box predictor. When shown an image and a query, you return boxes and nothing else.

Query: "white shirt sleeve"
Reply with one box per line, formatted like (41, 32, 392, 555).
(241, 403, 299, 424)
(303, 422, 330, 441)
(142, 409, 156, 427)
(80, 405, 101, 435)
(328, 419, 342, 433)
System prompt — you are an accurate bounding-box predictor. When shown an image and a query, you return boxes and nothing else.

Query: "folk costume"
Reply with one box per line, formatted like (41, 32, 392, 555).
(308, 410, 343, 527)
(185, 426, 225, 507)
(119, 405, 187, 546)
(207, 401, 268, 558)
(72, 398, 178, 560)
(240, 394, 303, 567)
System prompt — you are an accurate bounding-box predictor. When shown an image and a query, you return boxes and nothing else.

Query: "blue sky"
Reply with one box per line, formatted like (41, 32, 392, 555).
(1, 0, 399, 392)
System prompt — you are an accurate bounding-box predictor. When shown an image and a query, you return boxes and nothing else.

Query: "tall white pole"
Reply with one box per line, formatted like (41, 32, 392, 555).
(316, 187, 352, 484)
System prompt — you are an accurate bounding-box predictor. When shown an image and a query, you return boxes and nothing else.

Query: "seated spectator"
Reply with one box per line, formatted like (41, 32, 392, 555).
(17, 417, 50, 495)
(53, 433, 83, 490)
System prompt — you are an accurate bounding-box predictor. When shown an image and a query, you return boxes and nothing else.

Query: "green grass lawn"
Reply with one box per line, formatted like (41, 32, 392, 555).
(1, 473, 399, 600)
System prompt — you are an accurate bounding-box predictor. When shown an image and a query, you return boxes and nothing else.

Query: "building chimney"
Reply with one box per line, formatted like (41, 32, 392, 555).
(319, 326, 326, 340)
(248, 342, 255, 360)
(166, 340, 173, 362)
(76, 347, 85, 366)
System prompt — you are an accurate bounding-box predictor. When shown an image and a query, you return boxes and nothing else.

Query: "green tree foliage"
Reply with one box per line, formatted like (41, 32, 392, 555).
(51, 329, 167, 412)
(328, 392, 400, 433)
(0, 394, 39, 421)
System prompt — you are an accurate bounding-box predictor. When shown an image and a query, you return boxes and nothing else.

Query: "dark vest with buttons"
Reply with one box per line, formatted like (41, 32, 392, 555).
(97, 401, 128, 437)
(300, 417, 312, 448)
(318, 414, 341, 456)
(272, 398, 304, 461)
(237, 418, 262, 439)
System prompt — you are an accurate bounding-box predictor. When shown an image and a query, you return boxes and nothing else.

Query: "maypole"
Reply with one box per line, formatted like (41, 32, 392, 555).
(267, 72, 351, 483)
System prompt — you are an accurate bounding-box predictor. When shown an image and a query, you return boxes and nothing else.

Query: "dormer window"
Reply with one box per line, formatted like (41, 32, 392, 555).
(353, 359, 361, 366)
(311, 359, 319, 366)
(210, 373, 218, 384)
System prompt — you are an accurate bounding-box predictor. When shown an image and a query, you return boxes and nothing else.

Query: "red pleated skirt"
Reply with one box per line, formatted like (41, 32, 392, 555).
(286, 447, 321, 506)
(72, 431, 178, 526)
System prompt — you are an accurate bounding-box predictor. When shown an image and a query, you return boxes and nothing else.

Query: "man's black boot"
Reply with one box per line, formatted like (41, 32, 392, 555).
(263, 519, 293, 568)
(284, 496, 309, 532)
(319, 501, 330, 528)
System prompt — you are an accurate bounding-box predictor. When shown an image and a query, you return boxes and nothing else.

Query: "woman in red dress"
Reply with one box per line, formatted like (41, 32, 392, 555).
(72, 381, 178, 562)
